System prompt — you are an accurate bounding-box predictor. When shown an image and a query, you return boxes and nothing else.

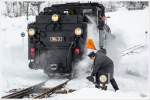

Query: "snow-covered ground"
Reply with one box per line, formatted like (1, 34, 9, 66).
(0, 4, 150, 99)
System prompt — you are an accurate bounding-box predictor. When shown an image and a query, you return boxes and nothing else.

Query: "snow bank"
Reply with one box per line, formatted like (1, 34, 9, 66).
(106, 7, 149, 78)
(106, 7, 149, 97)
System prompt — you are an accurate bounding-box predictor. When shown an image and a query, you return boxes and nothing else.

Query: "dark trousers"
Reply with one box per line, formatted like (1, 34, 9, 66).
(98, 20, 105, 30)
(110, 78, 119, 91)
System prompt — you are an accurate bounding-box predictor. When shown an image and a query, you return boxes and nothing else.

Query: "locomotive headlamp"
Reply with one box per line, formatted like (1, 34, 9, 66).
(99, 74, 108, 83)
(28, 28, 35, 36)
(51, 14, 59, 22)
(75, 27, 82, 36)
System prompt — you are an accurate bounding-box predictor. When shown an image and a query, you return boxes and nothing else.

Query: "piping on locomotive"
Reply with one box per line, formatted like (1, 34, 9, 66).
(27, 2, 111, 78)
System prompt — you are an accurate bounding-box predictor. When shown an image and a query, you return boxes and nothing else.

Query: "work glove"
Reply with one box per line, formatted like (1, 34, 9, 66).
(91, 72, 96, 77)
(86, 76, 94, 83)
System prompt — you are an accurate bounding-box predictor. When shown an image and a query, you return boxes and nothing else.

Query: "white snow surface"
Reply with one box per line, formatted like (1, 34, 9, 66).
(52, 88, 145, 100)
(0, 4, 150, 99)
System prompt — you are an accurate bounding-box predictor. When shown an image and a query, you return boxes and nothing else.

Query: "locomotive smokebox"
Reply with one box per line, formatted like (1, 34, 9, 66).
(43, 49, 73, 75)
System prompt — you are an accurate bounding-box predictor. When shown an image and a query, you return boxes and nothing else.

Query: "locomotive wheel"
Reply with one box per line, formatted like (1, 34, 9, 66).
(29, 62, 35, 69)
(29, 62, 39, 70)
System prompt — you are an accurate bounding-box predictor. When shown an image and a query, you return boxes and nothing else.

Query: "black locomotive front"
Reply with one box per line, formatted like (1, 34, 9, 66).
(28, 2, 106, 77)
(28, 7, 87, 77)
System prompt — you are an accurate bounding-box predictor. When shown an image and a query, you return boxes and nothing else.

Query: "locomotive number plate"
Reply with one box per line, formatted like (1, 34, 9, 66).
(49, 37, 64, 42)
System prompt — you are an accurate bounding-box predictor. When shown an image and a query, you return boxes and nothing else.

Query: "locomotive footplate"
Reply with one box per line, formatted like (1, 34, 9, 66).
(40, 48, 73, 78)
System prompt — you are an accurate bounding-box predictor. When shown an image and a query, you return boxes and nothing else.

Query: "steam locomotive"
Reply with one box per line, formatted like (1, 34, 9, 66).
(27, 2, 108, 78)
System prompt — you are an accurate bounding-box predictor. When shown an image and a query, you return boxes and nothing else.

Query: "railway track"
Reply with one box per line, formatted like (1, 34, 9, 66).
(1, 79, 73, 99)
(121, 44, 145, 56)
(34, 80, 70, 99)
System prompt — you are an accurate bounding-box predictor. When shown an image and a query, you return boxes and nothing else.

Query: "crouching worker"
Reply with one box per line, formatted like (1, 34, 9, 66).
(87, 48, 119, 91)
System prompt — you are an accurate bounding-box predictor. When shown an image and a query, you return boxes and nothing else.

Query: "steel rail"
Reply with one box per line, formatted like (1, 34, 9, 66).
(1, 81, 46, 99)
(34, 80, 70, 99)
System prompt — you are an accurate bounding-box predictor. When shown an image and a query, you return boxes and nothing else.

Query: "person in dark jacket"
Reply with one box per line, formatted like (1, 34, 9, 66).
(98, 5, 105, 30)
(87, 48, 119, 91)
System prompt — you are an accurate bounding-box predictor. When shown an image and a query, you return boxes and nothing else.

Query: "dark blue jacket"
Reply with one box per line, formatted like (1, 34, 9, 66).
(92, 50, 114, 79)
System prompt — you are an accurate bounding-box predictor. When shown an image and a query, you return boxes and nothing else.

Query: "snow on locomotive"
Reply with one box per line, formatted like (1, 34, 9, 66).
(27, 2, 109, 78)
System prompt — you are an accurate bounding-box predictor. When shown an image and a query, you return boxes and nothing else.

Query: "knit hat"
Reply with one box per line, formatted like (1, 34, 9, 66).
(100, 48, 107, 54)
(88, 52, 96, 58)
